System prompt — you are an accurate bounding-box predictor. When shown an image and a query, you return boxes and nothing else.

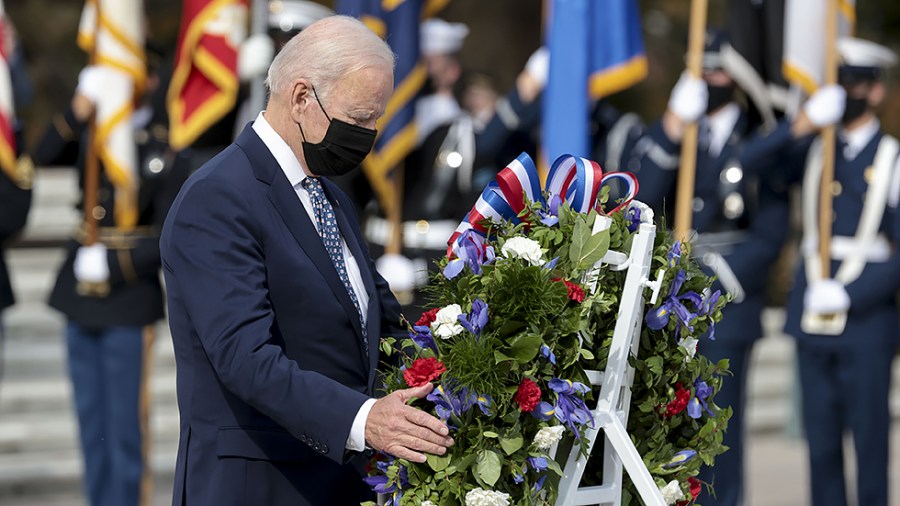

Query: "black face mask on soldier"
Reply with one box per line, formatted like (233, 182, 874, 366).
(706, 84, 735, 114)
(841, 96, 869, 125)
(298, 87, 377, 177)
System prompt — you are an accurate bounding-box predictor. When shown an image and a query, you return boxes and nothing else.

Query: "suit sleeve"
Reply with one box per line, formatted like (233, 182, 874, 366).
(739, 120, 811, 184)
(161, 175, 369, 463)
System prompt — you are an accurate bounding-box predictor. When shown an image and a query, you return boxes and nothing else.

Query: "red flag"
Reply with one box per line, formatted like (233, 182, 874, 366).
(0, 3, 16, 180)
(167, 0, 247, 151)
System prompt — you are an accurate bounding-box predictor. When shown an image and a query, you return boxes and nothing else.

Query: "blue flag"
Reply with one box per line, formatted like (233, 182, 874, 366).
(336, 0, 446, 216)
(543, 0, 647, 161)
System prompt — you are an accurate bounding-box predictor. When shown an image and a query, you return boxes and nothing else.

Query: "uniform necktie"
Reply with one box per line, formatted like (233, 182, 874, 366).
(301, 177, 368, 355)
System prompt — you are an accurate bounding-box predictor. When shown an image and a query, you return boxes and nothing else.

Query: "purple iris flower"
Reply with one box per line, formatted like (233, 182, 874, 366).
(534, 475, 547, 492)
(543, 256, 560, 270)
(687, 378, 714, 419)
(427, 381, 476, 422)
(667, 241, 682, 268)
(443, 229, 495, 279)
(538, 194, 562, 227)
(701, 289, 722, 341)
(540, 344, 557, 365)
(527, 456, 549, 473)
(474, 393, 493, 416)
(547, 379, 594, 436)
(626, 206, 642, 232)
(458, 299, 489, 337)
(363, 457, 408, 495)
(513, 472, 525, 484)
(410, 326, 437, 351)
(531, 401, 556, 421)
(662, 449, 698, 469)
(645, 270, 700, 339)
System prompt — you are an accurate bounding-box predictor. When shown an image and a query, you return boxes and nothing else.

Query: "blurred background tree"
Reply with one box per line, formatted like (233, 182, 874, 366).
(5, 0, 899, 150)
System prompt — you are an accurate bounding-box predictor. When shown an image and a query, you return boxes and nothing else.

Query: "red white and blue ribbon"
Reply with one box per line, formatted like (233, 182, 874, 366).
(448, 152, 639, 256)
(600, 171, 640, 214)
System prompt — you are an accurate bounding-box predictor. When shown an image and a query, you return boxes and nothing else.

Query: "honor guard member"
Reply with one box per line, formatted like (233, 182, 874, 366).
(0, 15, 33, 358)
(622, 30, 791, 506)
(32, 55, 186, 506)
(740, 37, 899, 506)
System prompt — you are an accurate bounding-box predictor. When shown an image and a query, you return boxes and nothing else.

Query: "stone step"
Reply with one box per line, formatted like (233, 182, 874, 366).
(17, 169, 81, 244)
(0, 443, 177, 498)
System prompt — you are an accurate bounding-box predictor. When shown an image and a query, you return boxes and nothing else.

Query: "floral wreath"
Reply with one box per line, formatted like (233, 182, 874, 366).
(364, 154, 730, 506)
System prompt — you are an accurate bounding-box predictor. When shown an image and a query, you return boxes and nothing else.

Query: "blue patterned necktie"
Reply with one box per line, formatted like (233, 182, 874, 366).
(301, 177, 368, 355)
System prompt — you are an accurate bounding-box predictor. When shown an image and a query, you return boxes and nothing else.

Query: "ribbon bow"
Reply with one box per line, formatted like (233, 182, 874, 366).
(448, 152, 639, 256)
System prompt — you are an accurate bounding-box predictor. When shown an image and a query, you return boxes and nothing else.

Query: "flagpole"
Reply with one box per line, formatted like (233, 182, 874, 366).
(249, 0, 268, 115)
(673, 0, 708, 243)
(387, 163, 404, 255)
(818, 0, 838, 279)
(77, 0, 103, 296)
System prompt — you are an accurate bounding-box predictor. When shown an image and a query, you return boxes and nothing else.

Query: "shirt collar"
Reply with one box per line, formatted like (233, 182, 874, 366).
(251, 111, 309, 188)
(706, 102, 741, 158)
(840, 117, 880, 159)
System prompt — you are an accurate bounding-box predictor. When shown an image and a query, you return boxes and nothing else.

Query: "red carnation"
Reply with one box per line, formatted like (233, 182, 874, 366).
(553, 278, 586, 303)
(403, 357, 446, 387)
(416, 308, 440, 327)
(664, 382, 691, 418)
(514, 378, 542, 412)
(676, 477, 702, 505)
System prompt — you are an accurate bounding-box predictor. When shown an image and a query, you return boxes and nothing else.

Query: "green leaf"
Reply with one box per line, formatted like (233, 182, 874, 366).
(506, 333, 543, 363)
(475, 449, 503, 487)
(426, 453, 451, 472)
(483, 431, 499, 438)
(499, 432, 524, 455)
(579, 348, 595, 360)
(569, 218, 611, 270)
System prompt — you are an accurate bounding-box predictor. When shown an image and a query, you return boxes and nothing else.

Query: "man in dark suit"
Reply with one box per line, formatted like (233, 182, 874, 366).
(160, 16, 453, 505)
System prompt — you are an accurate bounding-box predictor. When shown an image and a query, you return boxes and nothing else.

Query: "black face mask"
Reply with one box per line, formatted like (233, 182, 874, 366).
(298, 87, 377, 177)
(707, 84, 735, 114)
(842, 96, 869, 125)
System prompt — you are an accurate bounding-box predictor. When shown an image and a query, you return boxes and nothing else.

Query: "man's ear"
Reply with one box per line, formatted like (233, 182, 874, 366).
(289, 78, 312, 123)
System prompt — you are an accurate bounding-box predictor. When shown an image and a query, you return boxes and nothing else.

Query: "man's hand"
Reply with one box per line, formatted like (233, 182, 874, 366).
(365, 383, 454, 463)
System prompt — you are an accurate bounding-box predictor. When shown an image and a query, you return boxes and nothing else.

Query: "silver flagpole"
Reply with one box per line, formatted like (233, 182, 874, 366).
(249, 0, 269, 115)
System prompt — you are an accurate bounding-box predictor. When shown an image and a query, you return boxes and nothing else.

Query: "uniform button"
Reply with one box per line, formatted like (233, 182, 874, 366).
(91, 206, 106, 220)
(321, 444, 329, 454)
(864, 166, 875, 183)
(831, 181, 842, 196)
(692, 197, 704, 212)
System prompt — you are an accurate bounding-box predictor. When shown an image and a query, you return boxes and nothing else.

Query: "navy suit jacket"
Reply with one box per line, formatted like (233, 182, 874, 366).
(160, 125, 405, 505)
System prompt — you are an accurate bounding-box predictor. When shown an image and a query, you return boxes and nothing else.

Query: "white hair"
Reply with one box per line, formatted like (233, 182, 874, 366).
(265, 15, 395, 103)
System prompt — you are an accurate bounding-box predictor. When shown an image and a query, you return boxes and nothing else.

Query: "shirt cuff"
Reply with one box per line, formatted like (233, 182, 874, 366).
(345, 398, 376, 452)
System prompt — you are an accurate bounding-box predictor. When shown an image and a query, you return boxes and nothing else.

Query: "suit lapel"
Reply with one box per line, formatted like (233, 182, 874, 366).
(322, 180, 381, 369)
(235, 126, 368, 361)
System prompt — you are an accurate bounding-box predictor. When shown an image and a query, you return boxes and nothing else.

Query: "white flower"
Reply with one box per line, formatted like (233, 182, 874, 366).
(432, 303, 464, 339)
(533, 425, 566, 450)
(465, 488, 511, 506)
(678, 337, 699, 362)
(660, 480, 685, 505)
(500, 236, 544, 266)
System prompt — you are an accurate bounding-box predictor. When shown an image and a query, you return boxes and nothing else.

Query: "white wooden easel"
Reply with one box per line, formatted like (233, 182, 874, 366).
(556, 201, 668, 506)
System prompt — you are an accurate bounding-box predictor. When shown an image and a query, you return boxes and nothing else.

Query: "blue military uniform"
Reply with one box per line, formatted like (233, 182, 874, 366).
(623, 31, 791, 505)
(739, 37, 900, 506)
(32, 59, 189, 506)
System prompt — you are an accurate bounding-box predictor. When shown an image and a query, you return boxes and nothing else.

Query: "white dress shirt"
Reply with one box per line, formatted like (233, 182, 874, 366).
(252, 112, 375, 453)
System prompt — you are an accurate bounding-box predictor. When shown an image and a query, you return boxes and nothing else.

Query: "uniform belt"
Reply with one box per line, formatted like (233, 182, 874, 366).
(829, 234, 892, 262)
(364, 217, 458, 251)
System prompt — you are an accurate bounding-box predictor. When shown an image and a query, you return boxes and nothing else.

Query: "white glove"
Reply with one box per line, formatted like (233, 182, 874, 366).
(375, 253, 417, 293)
(804, 279, 850, 314)
(74, 244, 110, 284)
(237, 34, 275, 81)
(76, 66, 120, 104)
(668, 72, 708, 123)
(803, 84, 846, 128)
(524, 47, 550, 89)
